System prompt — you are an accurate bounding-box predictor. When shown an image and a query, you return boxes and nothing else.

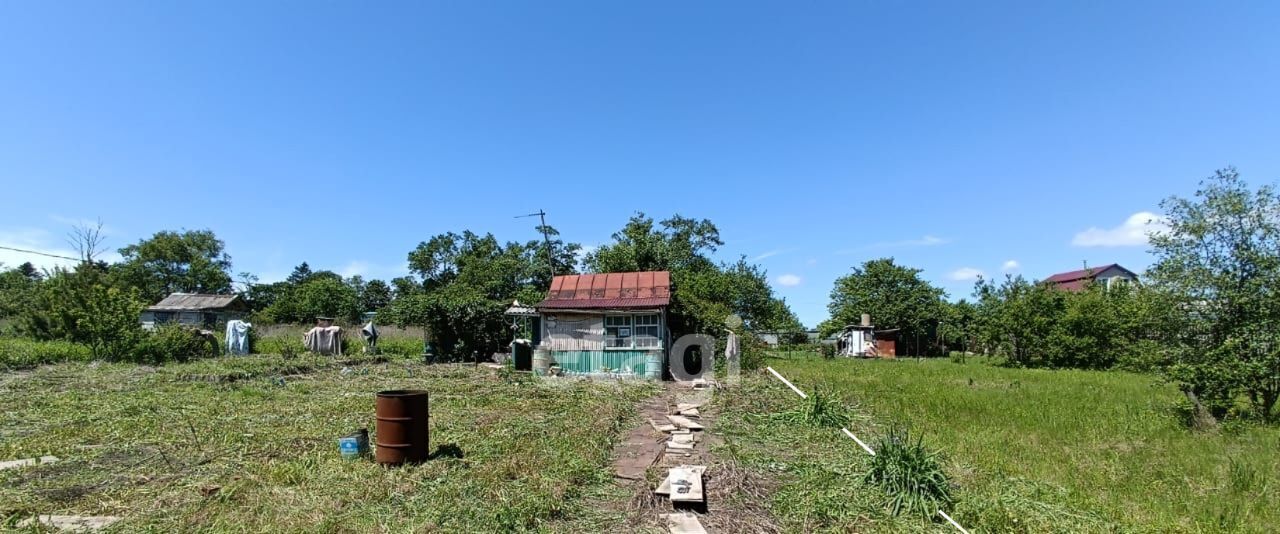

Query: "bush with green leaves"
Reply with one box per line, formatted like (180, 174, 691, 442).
(862, 426, 954, 520)
(819, 343, 836, 359)
(133, 324, 216, 364)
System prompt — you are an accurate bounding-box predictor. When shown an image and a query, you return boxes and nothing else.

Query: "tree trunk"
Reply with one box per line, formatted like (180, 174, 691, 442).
(1185, 390, 1219, 431)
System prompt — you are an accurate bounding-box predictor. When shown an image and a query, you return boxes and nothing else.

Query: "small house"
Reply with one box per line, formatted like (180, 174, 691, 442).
(534, 271, 671, 379)
(1045, 264, 1138, 292)
(835, 314, 897, 358)
(140, 293, 247, 330)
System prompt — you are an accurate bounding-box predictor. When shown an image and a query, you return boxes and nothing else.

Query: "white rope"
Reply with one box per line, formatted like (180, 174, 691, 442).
(841, 427, 876, 456)
(938, 510, 970, 534)
(765, 366, 807, 398)
(765, 365, 970, 534)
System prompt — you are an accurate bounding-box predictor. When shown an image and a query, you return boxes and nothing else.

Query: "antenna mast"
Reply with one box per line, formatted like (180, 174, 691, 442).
(516, 209, 556, 283)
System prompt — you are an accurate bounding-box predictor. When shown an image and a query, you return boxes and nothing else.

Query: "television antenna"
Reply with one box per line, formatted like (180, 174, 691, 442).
(515, 209, 556, 283)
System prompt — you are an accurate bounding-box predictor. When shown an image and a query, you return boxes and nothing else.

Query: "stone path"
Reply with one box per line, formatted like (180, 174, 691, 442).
(606, 379, 778, 534)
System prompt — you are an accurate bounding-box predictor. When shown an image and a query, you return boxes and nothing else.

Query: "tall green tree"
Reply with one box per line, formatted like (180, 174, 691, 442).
(113, 230, 233, 302)
(18, 264, 145, 360)
(0, 262, 43, 323)
(384, 228, 578, 359)
(1148, 168, 1280, 420)
(972, 275, 1065, 366)
(822, 258, 945, 354)
(360, 279, 392, 312)
(583, 213, 797, 336)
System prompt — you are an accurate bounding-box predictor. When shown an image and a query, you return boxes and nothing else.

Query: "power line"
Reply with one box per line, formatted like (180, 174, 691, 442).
(0, 245, 81, 262)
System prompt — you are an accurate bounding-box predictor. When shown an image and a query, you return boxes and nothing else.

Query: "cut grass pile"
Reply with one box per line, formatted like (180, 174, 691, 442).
(718, 356, 1280, 533)
(0, 354, 656, 531)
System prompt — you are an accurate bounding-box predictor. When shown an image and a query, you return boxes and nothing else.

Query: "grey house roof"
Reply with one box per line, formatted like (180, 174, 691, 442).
(147, 293, 242, 311)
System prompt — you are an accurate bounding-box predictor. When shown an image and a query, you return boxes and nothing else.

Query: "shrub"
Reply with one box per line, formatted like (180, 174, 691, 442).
(0, 338, 93, 368)
(133, 324, 216, 364)
(863, 426, 954, 520)
(819, 343, 837, 359)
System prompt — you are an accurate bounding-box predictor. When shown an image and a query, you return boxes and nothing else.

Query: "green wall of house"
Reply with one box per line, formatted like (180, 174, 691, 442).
(548, 349, 664, 377)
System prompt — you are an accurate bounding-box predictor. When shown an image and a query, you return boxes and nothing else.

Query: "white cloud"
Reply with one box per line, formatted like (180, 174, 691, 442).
(838, 235, 949, 254)
(1001, 260, 1020, 272)
(752, 249, 789, 261)
(948, 267, 985, 281)
(1072, 211, 1169, 247)
(776, 274, 802, 287)
(48, 215, 114, 235)
(339, 260, 371, 278)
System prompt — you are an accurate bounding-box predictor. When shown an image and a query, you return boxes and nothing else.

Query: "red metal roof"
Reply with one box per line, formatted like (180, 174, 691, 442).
(1044, 264, 1136, 291)
(537, 271, 671, 309)
(1044, 264, 1120, 283)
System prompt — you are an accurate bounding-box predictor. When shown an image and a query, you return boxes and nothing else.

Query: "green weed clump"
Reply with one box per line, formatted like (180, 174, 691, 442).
(0, 338, 93, 368)
(775, 386, 851, 428)
(862, 426, 954, 520)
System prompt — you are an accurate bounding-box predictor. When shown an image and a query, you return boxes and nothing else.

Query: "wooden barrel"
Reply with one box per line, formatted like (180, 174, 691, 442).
(532, 348, 551, 376)
(375, 390, 429, 465)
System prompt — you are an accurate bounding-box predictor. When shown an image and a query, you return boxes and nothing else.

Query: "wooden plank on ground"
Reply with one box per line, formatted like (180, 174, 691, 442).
(650, 419, 677, 433)
(0, 456, 58, 471)
(18, 515, 121, 531)
(664, 512, 708, 534)
(668, 465, 705, 503)
(654, 465, 705, 496)
(666, 415, 704, 430)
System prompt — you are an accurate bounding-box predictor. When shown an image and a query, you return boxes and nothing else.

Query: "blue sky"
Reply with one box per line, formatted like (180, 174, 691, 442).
(2, 1, 1278, 327)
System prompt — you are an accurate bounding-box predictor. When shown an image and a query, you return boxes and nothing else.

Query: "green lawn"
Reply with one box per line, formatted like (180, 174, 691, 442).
(0, 354, 655, 532)
(718, 356, 1280, 533)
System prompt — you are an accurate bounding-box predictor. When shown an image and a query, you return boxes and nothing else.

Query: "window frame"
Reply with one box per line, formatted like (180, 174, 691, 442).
(604, 313, 662, 350)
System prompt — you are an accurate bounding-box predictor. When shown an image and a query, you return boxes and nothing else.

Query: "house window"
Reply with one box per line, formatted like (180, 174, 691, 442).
(1096, 277, 1110, 290)
(605, 314, 663, 349)
(154, 312, 174, 324)
(605, 316, 633, 348)
(635, 314, 660, 348)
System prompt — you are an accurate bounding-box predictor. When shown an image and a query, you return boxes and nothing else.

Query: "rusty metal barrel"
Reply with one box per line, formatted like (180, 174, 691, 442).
(374, 389, 429, 465)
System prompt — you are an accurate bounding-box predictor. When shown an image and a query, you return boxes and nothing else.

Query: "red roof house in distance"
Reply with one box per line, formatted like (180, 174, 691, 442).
(1044, 264, 1138, 291)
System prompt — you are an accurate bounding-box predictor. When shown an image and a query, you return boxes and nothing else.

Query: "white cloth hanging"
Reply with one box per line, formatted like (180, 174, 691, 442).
(361, 321, 378, 352)
(304, 326, 343, 355)
(225, 320, 252, 355)
(725, 331, 739, 362)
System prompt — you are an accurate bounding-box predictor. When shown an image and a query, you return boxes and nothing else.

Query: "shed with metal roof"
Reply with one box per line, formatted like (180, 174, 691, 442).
(532, 271, 672, 379)
(141, 293, 248, 330)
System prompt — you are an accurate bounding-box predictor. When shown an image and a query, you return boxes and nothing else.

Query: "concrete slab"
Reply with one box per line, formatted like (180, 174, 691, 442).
(0, 456, 58, 470)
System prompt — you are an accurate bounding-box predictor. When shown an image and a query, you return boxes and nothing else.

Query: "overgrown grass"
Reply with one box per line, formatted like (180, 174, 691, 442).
(718, 356, 1280, 532)
(253, 327, 424, 358)
(0, 354, 656, 531)
(0, 338, 93, 369)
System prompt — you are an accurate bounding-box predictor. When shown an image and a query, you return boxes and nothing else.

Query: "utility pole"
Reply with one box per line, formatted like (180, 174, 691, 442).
(516, 209, 556, 283)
